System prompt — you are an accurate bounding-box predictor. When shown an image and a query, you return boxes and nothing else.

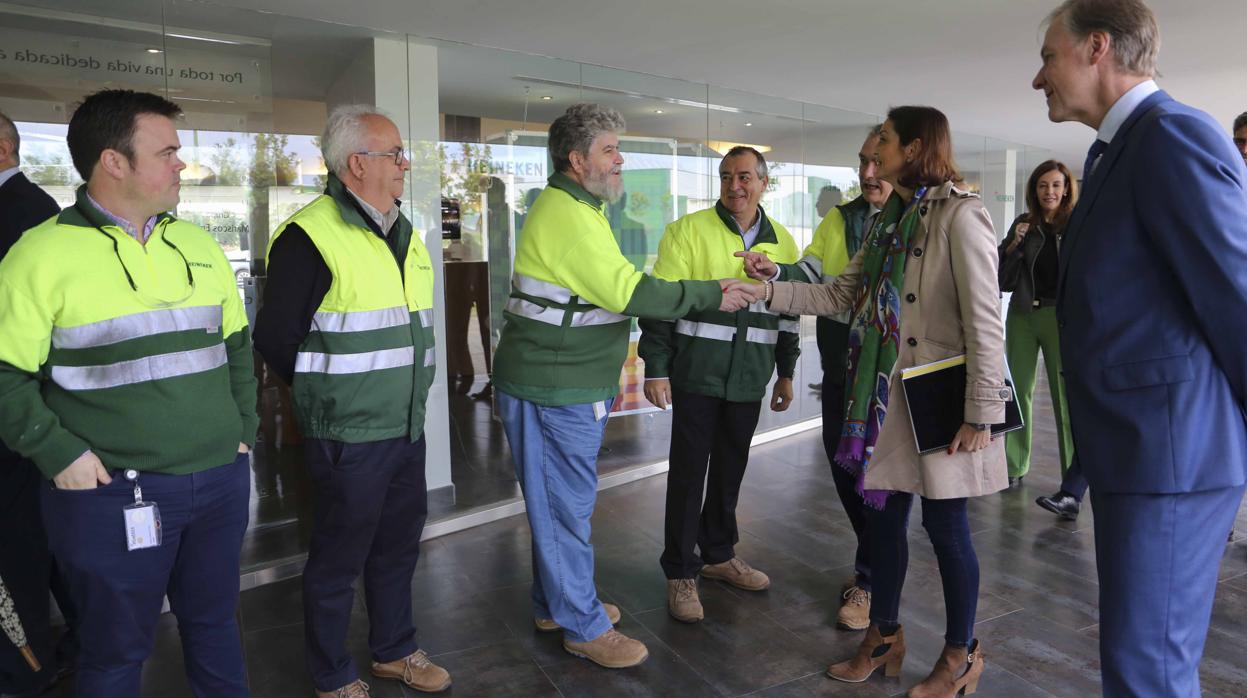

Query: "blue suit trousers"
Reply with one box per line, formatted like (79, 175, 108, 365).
(1092, 485, 1244, 697)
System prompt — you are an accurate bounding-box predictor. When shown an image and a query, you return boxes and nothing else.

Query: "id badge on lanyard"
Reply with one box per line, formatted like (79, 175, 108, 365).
(122, 469, 162, 551)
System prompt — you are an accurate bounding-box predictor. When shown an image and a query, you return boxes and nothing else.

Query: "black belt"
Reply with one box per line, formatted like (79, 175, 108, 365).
(1032, 297, 1058, 308)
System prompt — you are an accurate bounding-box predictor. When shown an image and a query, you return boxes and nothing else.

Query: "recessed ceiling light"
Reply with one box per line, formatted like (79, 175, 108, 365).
(745, 122, 753, 127)
(146, 48, 163, 54)
(655, 109, 664, 114)
(540, 95, 553, 101)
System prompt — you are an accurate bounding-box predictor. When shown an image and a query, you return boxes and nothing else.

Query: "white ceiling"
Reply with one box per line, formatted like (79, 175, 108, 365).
(203, 0, 1247, 168)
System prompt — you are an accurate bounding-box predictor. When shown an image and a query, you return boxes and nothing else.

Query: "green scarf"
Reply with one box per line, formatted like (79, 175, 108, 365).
(835, 188, 927, 508)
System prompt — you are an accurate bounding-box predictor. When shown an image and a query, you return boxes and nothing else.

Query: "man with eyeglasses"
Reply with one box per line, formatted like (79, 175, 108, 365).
(0, 89, 258, 697)
(253, 105, 447, 698)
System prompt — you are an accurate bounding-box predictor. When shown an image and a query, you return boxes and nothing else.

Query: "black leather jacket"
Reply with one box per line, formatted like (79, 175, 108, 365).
(998, 213, 1062, 314)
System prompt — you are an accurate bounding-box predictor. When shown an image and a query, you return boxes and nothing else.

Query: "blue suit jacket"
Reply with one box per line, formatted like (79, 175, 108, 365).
(1058, 90, 1247, 494)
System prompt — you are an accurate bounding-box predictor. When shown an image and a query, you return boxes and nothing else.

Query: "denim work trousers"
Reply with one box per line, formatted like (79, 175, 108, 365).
(302, 436, 428, 692)
(497, 391, 613, 643)
(660, 390, 762, 580)
(821, 374, 871, 591)
(868, 493, 979, 647)
(41, 453, 251, 698)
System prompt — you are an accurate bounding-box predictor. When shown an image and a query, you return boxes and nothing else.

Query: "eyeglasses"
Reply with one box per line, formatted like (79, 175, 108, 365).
(354, 149, 408, 166)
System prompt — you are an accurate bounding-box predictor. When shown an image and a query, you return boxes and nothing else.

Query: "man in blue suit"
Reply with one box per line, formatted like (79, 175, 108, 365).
(1033, 1, 1247, 695)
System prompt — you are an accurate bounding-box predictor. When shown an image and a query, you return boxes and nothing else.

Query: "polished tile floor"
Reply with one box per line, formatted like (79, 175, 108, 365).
(50, 392, 1247, 697)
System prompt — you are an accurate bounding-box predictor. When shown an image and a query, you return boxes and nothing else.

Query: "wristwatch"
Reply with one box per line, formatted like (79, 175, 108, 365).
(971, 423, 991, 432)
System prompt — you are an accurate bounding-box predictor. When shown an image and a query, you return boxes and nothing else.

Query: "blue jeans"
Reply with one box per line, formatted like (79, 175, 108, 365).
(497, 391, 613, 643)
(868, 493, 979, 647)
(41, 453, 251, 698)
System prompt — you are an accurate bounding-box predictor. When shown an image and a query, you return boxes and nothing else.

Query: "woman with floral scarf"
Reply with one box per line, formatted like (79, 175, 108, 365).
(738, 106, 1009, 698)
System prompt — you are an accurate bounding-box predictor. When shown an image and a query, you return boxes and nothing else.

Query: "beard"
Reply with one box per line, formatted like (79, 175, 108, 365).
(583, 164, 624, 203)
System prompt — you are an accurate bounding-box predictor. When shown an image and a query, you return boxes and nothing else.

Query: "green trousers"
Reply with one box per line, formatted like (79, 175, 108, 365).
(1004, 306, 1074, 478)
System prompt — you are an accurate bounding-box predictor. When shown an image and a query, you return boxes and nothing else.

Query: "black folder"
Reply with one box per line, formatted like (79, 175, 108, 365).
(900, 354, 1024, 455)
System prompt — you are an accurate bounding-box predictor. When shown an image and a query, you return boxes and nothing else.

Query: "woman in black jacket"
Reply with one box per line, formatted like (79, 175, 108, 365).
(998, 160, 1079, 504)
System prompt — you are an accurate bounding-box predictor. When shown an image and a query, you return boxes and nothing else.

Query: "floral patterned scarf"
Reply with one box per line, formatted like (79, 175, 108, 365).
(834, 188, 927, 509)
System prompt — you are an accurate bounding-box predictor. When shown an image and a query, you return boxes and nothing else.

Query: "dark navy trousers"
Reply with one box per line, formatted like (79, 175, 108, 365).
(822, 373, 871, 591)
(301, 436, 428, 692)
(41, 453, 251, 698)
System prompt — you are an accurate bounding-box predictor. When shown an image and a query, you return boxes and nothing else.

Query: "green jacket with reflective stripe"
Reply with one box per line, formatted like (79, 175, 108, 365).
(493, 173, 723, 406)
(268, 176, 435, 443)
(638, 204, 800, 402)
(0, 186, 258, 478)
(781, 195, 874, 376)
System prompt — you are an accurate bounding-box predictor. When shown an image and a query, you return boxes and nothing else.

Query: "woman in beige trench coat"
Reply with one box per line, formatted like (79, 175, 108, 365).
(738, 106, 1008, 698)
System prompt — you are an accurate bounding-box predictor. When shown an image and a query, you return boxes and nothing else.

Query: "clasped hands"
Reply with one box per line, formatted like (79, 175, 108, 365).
(716, 250, 781, 311)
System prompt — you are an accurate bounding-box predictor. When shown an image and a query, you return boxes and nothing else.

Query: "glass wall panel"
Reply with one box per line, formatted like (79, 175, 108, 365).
(432, 42, 584, 515)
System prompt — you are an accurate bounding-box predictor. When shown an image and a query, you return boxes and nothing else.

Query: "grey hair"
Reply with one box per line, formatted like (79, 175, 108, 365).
(322, 104, 391, 178)
(0, 111, 18, 156)
(721, 145, 768, 178)
(1234, 112, 1247, 133)
(548, 103, 626, 173)
(1047, 0, 1160, 77)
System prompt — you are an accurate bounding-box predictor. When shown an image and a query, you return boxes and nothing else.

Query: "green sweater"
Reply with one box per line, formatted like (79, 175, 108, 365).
(493, 173, 722, 406)
(0, 187, 258, 478)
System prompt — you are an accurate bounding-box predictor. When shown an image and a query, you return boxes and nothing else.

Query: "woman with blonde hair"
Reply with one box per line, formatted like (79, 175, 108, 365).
(738, 105, 1008, 697)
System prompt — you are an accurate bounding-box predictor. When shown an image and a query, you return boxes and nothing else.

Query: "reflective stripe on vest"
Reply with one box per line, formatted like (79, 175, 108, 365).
(295, 346, 415, 375)
(51, 306, 222, 350)
(416, 309, 434, 328)
(512, 272, 572, 303)
(50, 344, 227, 391)
(505, 298, 627, 327)
(797, 254, 823, 283)
(674, 319, 779, 345)
(424, 346, 436, 367)
(312, 306, 408, 333)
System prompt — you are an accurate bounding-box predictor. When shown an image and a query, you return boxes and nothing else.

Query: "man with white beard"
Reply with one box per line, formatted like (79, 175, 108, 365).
(492, 103, 754, 669)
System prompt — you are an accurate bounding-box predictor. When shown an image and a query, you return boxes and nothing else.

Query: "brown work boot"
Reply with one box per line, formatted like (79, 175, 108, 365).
(906, 640, 984, 697)
(535, 602, 621, 632)
(371, 649, 451, 693)
(837, 585, 871, 631)
(827, 624, 906, 683)
(315, 679, 369, 698)
(701, 557, 770, 591)
(563, 628, 650, 668)
(667, 578, 704, 623)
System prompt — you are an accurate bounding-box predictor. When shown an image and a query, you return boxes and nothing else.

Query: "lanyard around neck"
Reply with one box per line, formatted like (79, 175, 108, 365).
(77, 204, 196, 309)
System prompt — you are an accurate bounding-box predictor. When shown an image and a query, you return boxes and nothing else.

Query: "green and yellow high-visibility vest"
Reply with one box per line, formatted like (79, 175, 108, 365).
(268, 179, 435, 443)
(638, 204, 801, 402)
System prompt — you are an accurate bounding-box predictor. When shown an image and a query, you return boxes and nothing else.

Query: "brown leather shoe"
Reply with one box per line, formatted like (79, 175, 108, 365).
(837, 585, 871, 631)
(563, 629, 649, 668)
(827, 625, 906, 682)
(701, 557, 770, 591)
(535, 603, 622, 632)
(371, 649, 451, 693)
(906, 640, 984, 697)
(667, 579, 704, 622)
(315, 679, 369, 698)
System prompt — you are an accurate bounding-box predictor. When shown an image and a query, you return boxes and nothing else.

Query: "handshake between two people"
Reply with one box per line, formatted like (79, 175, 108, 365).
(715, 250, 782, 312)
